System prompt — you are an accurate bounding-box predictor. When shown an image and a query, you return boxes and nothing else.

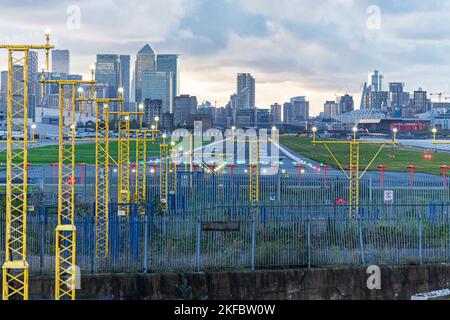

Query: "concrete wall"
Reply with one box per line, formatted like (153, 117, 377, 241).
(30, 264, 450, 300)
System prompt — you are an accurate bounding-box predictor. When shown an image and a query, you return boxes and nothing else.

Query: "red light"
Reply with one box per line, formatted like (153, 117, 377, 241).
(424, 153, 432, 160)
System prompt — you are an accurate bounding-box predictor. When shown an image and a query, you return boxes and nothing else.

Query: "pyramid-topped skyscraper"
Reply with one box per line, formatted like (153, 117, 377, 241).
(134, 44, 156, 104)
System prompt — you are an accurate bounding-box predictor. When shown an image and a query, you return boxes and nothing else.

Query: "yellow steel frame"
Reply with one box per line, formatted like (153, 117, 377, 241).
(312, 130, 396, 219)
(118, 113, 130, 213)
(134, 131, 147, 214)
(131, 117, 159, 214)
(41, 71, 96, 300)
(160, 141, 169, 210)
(94, 98, 123, 258)
(1, 35, 53, 300)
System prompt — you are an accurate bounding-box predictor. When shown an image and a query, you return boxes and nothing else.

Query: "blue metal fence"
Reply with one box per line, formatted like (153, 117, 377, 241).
(1, 204, 449, 275)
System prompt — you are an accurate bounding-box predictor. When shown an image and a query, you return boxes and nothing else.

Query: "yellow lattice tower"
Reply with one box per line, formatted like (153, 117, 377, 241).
(94, 97, 124, 258)
(248, 141, 260, 217)
(118, 112, 130, 214)
(1, 31, 53, 300)
(159, 134, 169, 211)
(169, 141, 178, 199)
(131, 109, 159, 215)
(230, 128, 271, 219)
(40, 67, 96, 300)
(312, 126, 398, 219)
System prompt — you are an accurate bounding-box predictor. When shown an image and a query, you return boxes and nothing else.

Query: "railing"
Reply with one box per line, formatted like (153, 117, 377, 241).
(1, 204, 449, 275)
(4, 165, 450, 209)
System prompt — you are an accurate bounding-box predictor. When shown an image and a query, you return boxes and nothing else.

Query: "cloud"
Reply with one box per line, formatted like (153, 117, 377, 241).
(0, 0, 449, 114)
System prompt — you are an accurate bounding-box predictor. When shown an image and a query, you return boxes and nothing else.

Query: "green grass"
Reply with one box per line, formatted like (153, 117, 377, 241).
(280, 136, 450, 174)
(0, 136, 212, 165)
(0, 140, 162, 164)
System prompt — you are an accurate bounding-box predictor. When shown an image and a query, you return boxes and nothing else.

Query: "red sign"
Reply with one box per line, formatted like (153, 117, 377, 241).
(335, 198, 347, 206)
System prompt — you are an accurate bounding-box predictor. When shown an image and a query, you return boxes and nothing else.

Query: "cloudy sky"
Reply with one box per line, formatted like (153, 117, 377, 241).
(1, 0, 450, 115)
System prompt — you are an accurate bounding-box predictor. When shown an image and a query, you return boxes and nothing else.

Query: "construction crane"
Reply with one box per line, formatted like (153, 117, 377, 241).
(312, 126, 398, 219)
(40, 67, 96, 300)
(0, 31, 53, 300)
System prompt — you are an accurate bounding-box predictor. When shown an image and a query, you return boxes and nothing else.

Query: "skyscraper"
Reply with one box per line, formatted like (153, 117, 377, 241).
(290, 96, 309, 122)
(337, 94, 354, 114)
(141, 71, 172, 114)
(28, 51, 39, 121)
(173, 94, 197, 127)
(237, 73, 255, 109)
(134, 44, 156, 104)
(270, 103, 282, 124)
(324, 101, 340, 119)
(389, 82, 410, 109)
(370, 70, 383, 92)
(157, 54, 179, 99)
(52, 49, 70, 74)
(119, 55, 130, 109)
(413, 88, 428, 114)
(95, 54, 121, 100)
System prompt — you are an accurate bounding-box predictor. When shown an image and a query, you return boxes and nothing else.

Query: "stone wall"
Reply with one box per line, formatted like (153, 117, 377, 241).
(30, 264, 450, 300)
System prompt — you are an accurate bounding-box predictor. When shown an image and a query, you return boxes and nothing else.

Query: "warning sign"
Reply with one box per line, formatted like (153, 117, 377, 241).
(384, 190, 394, 205)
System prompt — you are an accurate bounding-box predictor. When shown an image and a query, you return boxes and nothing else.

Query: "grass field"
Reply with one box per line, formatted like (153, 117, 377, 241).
(0, 136, 211, 164)
(280, 136, 450, 174)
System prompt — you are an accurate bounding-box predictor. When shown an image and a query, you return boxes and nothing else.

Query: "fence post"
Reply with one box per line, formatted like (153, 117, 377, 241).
(419, 213, 423, 265)
(358, 208, 366, 266)
(39, 206, 45, 275)
(143, 214, 149, 273)
(196, 220, 201, 272)
(251, 219, 256, 271)
(91, 213, 96, 274)
(307, 218, 311, 269)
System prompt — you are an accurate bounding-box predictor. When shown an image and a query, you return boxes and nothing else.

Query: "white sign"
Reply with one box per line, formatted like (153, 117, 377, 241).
(117, 210, 126, 217)
(384, 190, 394, 205)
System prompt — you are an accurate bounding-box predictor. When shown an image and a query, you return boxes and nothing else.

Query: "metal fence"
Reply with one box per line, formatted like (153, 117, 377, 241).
(14, 165, 450, 209)
(1, 204, 450, 275)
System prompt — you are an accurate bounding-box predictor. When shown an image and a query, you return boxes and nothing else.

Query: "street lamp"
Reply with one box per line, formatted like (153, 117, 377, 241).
(312, 126, 317, 141)
(352, 126, 358, 140)
(31, 123, 36, 140)
(393, 127, 398, 143)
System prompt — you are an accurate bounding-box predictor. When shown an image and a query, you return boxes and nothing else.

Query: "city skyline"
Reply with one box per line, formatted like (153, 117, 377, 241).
(1, 1, 450, 115)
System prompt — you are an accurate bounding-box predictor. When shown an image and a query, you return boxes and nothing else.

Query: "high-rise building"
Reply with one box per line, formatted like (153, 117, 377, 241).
(388, 82, 410, 109)
(270, 103, 282, 124)
(173, 94, 197, 127)
(95, 54, 120, 99)
(157, 54, 179, 99)
(324, 101, 340, 119)
(144, 99, 162, 127)
(365, 91, 388, 109)
(141, 71, 172, 114)
(52, 49, 70, 74)
(337, 94, 354, 114)
(0, 71, 7, 119)
(370, 70, 383, 92)
(236, 73, 255, 109)
(413, 88, 428, 114)
(28, 51, 39, 121)
(283, 102, 293, 123)
(134, 44, 156, 104)
(119, 55, 131, 107)
(290, 96, 309, 122)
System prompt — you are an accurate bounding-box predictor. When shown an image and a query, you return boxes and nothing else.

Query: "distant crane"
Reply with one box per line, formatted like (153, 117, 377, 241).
(430, 93, 450, 103)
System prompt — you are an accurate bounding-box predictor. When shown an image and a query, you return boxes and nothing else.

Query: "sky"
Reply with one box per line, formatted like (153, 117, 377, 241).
(1, 0, 450, 115)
